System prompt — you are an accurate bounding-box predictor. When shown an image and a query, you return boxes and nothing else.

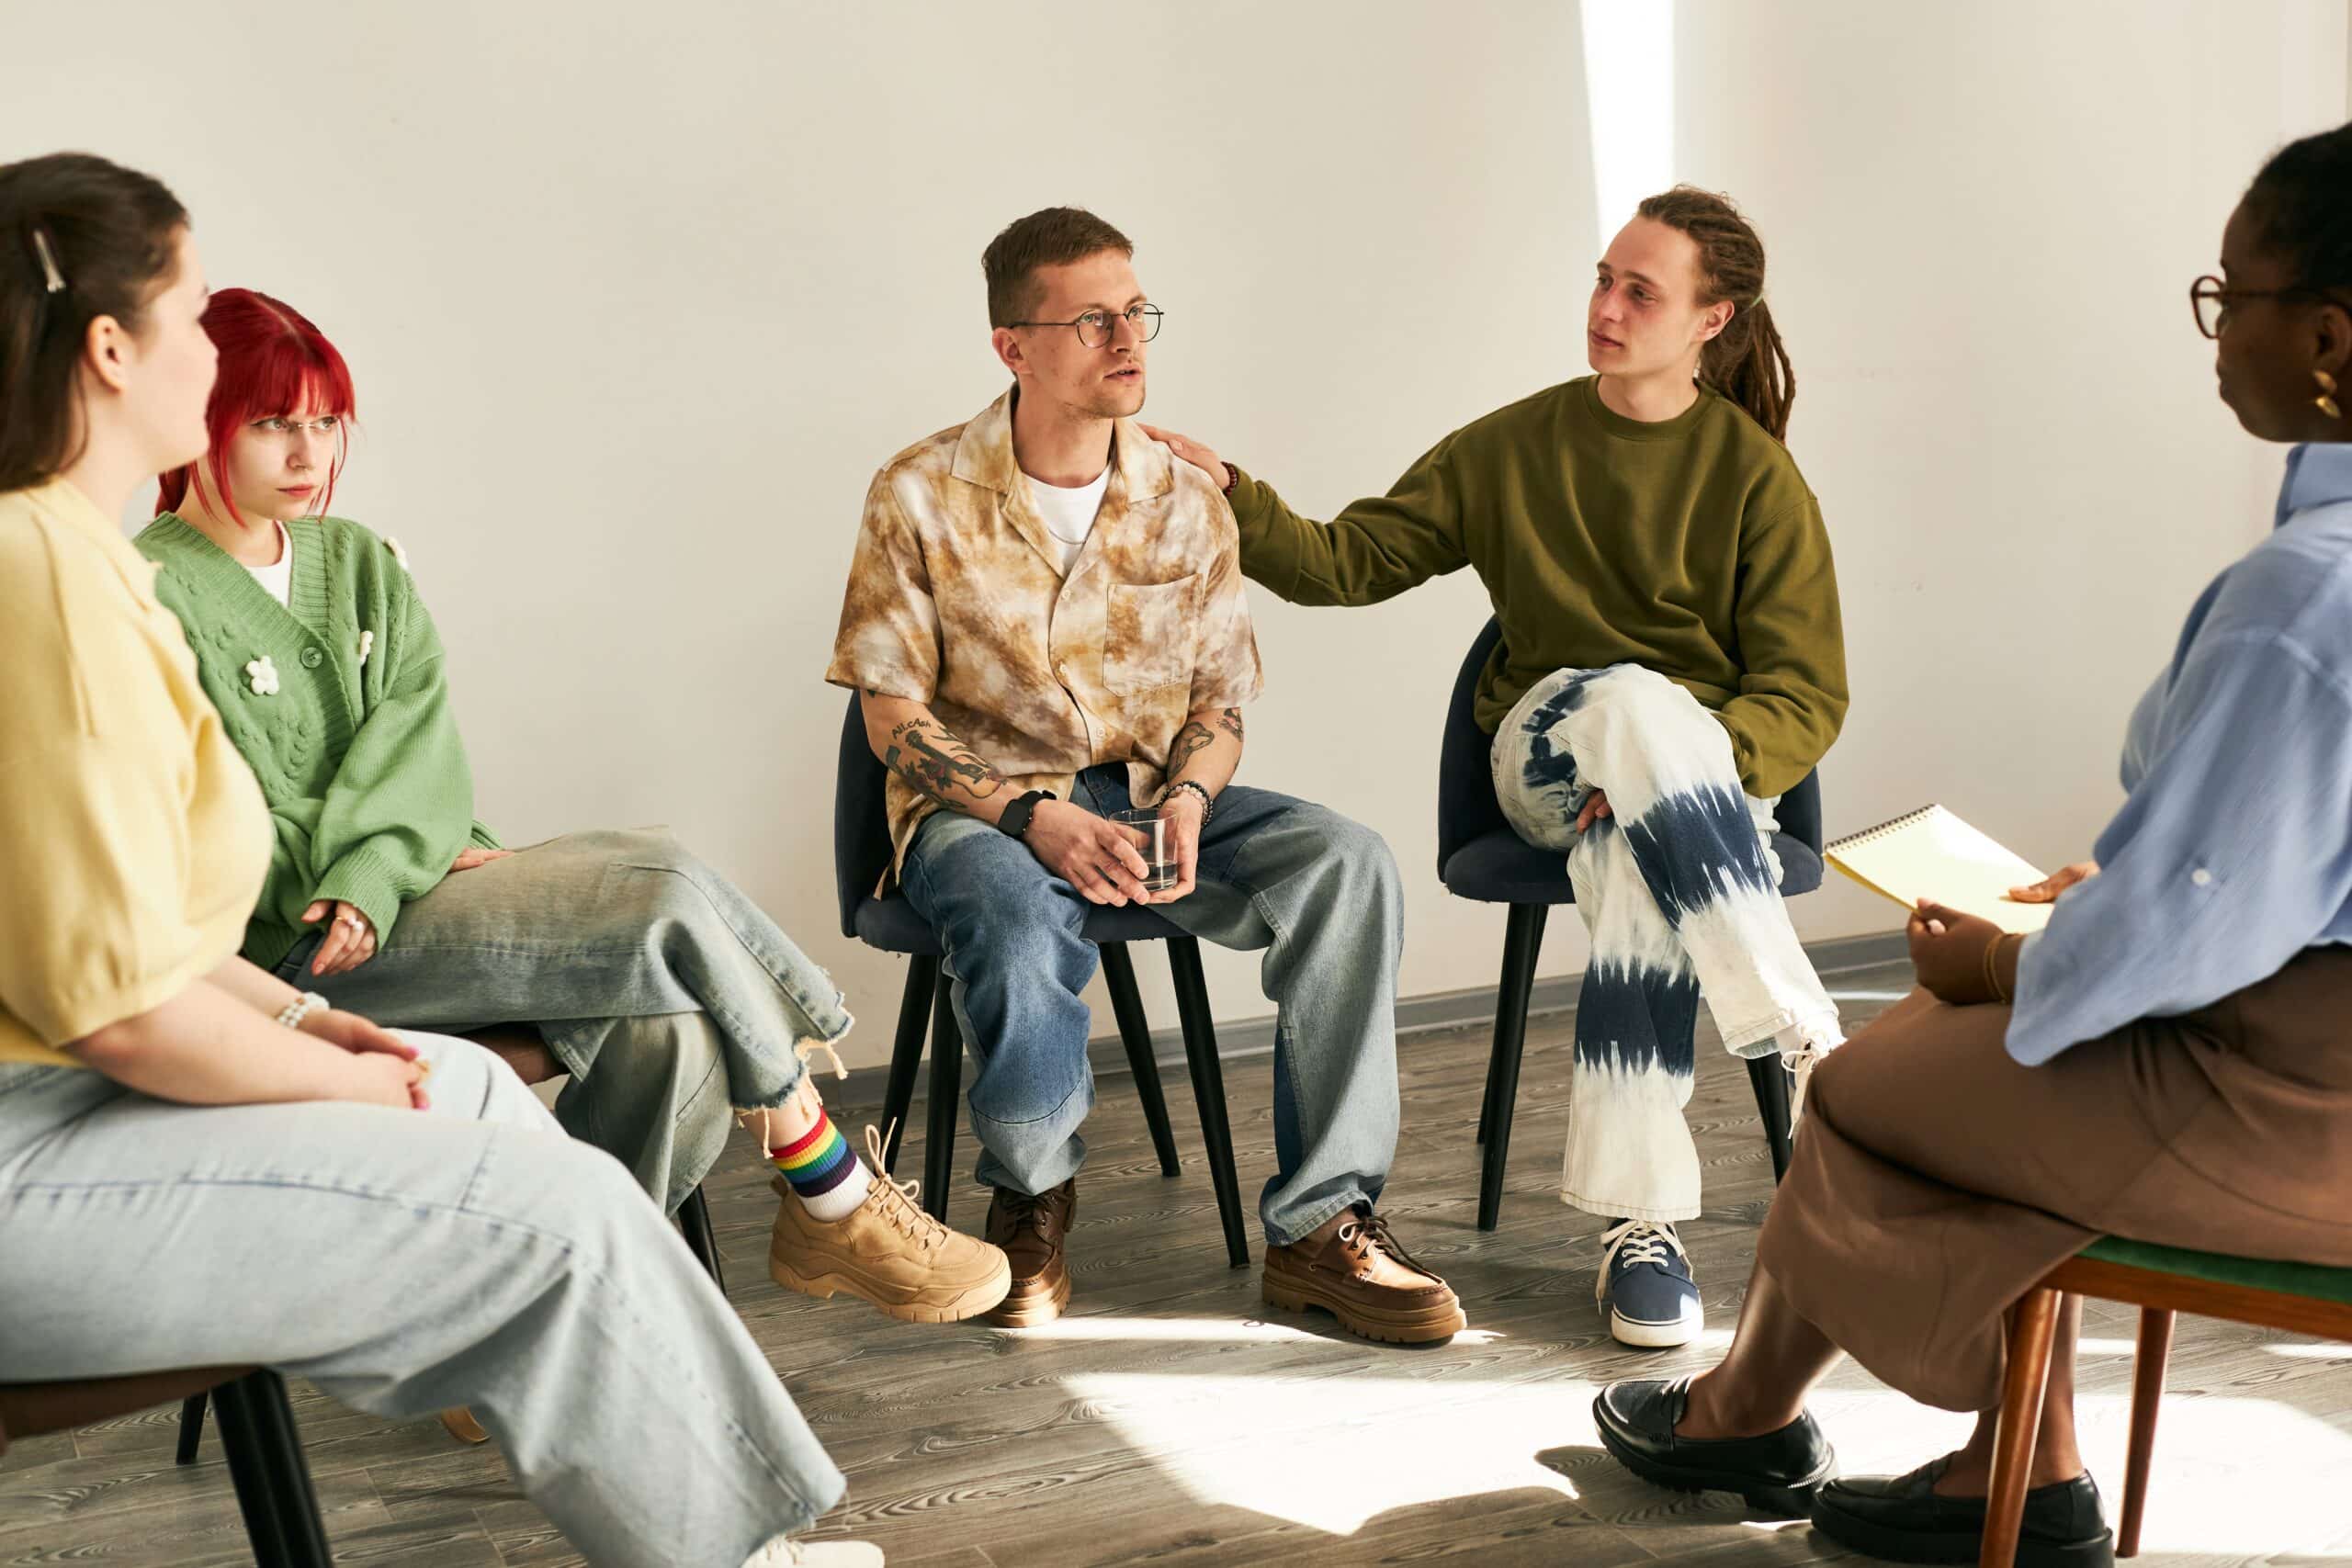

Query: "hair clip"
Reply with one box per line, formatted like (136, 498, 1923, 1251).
(30, 229, 64, 294)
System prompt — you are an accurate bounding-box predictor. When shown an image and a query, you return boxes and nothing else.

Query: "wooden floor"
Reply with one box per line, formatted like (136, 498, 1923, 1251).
(8, 960, 2352, 1567)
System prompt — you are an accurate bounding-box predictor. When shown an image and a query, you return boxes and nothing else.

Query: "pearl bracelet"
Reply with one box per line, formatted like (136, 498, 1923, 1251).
(277, 990, 329, 1031)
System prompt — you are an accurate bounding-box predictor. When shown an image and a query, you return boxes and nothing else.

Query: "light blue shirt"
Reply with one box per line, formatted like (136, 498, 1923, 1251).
(2008, 443, 2352, 1065)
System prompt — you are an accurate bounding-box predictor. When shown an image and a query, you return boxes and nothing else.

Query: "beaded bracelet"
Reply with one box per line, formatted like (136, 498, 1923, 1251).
(1166, 779, 1216, 826)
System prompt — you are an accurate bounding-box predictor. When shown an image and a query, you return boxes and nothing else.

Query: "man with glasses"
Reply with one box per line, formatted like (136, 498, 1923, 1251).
(826, 207, 1464, 1341)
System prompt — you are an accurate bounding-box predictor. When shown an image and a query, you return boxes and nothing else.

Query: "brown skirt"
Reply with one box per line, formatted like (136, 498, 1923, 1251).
(1758, 945, 2352, 1412)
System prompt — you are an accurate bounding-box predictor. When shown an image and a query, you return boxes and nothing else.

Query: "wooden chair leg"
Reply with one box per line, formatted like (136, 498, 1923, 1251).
(878, 956, 938, 1174)
(677, 1184, 725, 1292)
(1478, 903, 1548, 1232)
(1101, 942, 1182, 1177)
(175, 1390, 208, 1465)
(2119, 1307, 2175, 1559)
(1980, 1286, 2065, 1568)
(1166, 936, 1250, 1269)
(1745, 1054, 1793, 1183)
(922, 974, 963, 1223)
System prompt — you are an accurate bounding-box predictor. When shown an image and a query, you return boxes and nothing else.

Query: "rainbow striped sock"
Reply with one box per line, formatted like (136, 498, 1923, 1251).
(773, 1107, 871, 1223)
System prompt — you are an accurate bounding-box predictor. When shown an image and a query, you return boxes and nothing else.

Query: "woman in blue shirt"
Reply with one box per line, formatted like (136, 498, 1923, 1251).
(1592, 120, 2352, 1568)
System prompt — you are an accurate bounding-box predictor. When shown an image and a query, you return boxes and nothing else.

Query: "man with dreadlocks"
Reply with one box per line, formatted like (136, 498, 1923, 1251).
(1145, 186, 1849, 1350)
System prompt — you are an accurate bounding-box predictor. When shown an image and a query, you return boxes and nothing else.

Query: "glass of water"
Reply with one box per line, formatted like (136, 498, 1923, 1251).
(1110, 809, 1180, 893)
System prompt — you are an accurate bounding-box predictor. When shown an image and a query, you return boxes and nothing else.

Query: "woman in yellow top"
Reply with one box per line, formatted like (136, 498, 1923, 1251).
(0, 153, 876, 1568)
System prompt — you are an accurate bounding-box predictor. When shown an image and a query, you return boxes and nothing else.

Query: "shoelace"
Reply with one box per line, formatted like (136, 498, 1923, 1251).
(1335, 1211, 1442, 1281)
(1600, 1218, 1687, 1273)
(857, 1121, 949, 1248)
(993, 1184, 1070, 1244)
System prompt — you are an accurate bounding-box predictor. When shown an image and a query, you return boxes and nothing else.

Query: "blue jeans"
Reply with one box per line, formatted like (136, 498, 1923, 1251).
(0, 1038, 844, 1567)
(899, 766, 1403, 1247)
(279, 828, 853, 1214)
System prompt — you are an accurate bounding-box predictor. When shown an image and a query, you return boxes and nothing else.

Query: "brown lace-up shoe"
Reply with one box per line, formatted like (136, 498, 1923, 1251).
(1262, 1207, 1466, 1345)
(981, 1178, 1077, 1327)
(768, 1126, 1012, 1323)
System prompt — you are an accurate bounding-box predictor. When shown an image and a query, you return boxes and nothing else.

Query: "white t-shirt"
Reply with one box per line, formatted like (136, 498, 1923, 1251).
(1026, 467, 1110, 573)
(243, 520, 294, 605)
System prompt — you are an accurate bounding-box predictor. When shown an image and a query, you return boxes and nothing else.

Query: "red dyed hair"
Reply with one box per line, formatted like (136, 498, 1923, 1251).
(155, 288, 356, 525)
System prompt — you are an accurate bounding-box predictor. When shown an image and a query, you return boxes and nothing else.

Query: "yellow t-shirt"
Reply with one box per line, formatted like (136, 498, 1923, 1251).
(0, 480, 272, 1067)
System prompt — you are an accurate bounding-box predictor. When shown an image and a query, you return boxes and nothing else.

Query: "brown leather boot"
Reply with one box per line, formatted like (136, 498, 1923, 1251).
(1262, 1207, 1466, 1345)
(981, 1179, 1077, 1327)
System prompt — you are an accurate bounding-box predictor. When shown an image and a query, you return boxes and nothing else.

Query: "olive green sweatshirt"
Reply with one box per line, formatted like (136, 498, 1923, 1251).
(1227, 376, 1847, 798)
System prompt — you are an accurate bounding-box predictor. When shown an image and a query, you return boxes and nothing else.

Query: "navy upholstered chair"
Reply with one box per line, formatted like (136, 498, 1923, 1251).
(1438, 618, 1826, 1229)
(833, 694, 1250, 1267)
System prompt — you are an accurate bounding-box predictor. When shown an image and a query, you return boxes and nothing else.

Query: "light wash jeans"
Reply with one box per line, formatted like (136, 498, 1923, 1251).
(281, 828, 854, 1213)
(0, 1034, 844, 1568)
(899, 765, 1403, 1247)
(1491, 665, 1842, 1223)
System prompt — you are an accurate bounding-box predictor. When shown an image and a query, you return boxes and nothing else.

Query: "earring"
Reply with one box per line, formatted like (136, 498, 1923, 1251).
(2319, 369, 2344, 421)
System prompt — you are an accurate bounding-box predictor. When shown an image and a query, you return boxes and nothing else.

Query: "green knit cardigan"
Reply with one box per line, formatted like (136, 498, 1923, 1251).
(137, 514, 497, 969)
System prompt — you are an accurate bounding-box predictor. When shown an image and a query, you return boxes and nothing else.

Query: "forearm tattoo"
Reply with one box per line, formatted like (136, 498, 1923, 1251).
(1216, 707, 1244, 740)
(1168, 720, 1217, 775)
(885, 718, 1007, 807)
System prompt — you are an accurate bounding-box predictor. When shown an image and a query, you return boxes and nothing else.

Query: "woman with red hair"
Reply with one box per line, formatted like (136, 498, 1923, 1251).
(136, 288, 1009, 1327)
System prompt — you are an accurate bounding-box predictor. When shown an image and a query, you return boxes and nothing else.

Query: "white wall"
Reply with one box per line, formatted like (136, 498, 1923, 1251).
(5, 2, 2343, 1066)
(1673, 0, 2349, 947)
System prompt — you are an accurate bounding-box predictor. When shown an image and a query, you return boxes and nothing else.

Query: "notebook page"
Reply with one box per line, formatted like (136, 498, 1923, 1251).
(1826, 805, 2052, 934)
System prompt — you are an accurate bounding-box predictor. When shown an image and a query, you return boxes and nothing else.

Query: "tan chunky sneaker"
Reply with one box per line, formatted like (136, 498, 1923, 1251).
(1262, 1206, 1466, 1345)
(768, 1126, 1011, 1323)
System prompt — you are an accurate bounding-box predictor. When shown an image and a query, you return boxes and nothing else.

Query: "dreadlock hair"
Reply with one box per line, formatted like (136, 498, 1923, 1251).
(1635, 185, 1794, 443)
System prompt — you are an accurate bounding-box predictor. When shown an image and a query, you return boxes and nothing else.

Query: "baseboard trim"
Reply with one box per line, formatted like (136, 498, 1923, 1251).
(837, 927, 1908, 1103)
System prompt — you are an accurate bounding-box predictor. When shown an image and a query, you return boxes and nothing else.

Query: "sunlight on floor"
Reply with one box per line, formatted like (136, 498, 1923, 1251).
(1064, 1365, 2352, 1554)
(1003, 1314, 1508, 1348)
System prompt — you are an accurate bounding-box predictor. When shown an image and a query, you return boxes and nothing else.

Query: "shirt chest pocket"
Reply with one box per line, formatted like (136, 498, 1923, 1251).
(1102, 575, 1199, 694)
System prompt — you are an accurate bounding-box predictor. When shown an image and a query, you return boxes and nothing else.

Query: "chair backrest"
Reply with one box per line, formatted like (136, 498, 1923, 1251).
(1434, 616, 1826, 875)
(835, 694, 893, 939)
(1435, 618, 1513, 878)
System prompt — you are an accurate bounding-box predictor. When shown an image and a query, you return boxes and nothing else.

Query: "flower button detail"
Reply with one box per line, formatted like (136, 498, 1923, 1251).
(383, 536, 410, 570)
(244, 655, 281, 696)
(358, 628, 375, 665)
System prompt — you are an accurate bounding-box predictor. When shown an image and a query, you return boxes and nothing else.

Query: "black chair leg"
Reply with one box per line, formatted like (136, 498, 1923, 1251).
(1166, 936, 1249, 1269)
(1101, 942, 1181, 1177)
(922, 974, 963, 1223)
(879, 956, 938, 1174)
(1745, 1054, 1794, 1183)
(678, 1184, 725, 1292)
(216, 1370, 330, 1568)
(1478, 903, 1549, 1233)
(175, 1390, 208, 1465)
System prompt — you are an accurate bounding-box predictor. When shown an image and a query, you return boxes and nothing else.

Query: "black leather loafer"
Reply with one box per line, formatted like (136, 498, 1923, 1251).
(1593, 1377, 1837, 1517)
(1809, 1456, 2114, 1565)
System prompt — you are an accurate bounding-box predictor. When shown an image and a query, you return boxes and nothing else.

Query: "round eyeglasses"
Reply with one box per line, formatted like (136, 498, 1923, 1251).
(1009, 303, 1163, 349)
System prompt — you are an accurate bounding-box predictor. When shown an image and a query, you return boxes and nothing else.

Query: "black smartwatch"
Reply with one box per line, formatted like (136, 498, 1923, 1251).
(998, 788, 1056, 840)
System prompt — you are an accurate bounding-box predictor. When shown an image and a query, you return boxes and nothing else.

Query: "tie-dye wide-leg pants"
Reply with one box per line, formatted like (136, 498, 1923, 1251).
(1492, 664, 1842, 1222)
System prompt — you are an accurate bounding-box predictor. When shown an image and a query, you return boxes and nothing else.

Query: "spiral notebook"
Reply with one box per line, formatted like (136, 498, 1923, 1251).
(1824, 804, 2053, 934)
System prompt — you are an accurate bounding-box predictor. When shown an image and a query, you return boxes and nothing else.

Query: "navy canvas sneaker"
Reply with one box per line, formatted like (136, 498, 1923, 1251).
(1600, 1218, 1702, 1348)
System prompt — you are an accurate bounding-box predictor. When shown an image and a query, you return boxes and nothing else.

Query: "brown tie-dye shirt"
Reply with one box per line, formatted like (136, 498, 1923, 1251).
(829, 389, 1265, 871)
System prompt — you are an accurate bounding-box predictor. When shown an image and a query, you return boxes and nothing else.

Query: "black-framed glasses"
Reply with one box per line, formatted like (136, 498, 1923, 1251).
(2189, 274, 2341, 340)
(1010, 303, 1163, 348)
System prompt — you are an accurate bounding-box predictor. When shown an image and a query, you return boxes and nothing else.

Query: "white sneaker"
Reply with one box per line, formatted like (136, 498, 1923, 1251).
(743, 1536, 885, 1566)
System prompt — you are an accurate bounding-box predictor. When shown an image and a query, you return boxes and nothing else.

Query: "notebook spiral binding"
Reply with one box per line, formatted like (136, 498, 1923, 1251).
(1824, 803, 1940, 856)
